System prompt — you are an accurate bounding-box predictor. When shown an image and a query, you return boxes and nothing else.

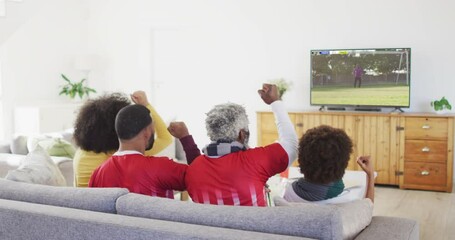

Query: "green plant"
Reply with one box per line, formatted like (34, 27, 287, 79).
(59, 74, 96, 99)
(269, 78, 292, 98)
(431, 96, 452, 111)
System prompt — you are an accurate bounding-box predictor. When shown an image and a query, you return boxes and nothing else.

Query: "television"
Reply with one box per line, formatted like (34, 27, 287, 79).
(310, 48, 411, 111)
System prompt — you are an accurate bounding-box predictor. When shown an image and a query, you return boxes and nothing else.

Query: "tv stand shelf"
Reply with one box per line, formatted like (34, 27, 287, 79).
(257, 111, 454, 192)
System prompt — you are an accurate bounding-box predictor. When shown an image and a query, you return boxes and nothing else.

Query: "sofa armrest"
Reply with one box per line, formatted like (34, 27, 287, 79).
(354, 216, 419, 240)
(0, 141, 12, 153)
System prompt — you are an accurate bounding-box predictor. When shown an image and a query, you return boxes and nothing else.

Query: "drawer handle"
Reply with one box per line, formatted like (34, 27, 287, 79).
(421, 170, 430, 176)
(421, 125, 431, 129)
(421, 147, 430, 152)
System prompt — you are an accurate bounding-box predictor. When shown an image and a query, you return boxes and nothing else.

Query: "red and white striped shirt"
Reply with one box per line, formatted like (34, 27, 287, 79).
(185, 143, 288, 206)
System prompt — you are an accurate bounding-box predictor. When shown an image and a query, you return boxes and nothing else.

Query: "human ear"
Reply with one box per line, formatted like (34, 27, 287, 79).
(237, 129, 248, 143)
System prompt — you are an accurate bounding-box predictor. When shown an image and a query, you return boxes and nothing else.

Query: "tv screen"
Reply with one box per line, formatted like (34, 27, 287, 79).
(310, 48, 411, 108)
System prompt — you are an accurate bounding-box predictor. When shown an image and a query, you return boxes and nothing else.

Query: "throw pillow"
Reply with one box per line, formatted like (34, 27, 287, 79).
(27, 136, 76, 158)
(10, 135, 29, 155)
(5, 146, 67, 186)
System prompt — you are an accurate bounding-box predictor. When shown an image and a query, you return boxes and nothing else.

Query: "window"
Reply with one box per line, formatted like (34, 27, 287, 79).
(0, 59, 3, 139)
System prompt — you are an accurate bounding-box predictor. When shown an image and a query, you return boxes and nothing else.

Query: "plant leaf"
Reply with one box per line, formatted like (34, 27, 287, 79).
(61, 74, 71, 83)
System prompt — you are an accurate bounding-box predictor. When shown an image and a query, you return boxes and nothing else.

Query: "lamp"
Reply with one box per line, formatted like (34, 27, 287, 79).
(73, 54, 96, 85)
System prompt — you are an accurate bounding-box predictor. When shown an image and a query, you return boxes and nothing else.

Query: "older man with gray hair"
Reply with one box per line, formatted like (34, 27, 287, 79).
(185, 83, 298, 206)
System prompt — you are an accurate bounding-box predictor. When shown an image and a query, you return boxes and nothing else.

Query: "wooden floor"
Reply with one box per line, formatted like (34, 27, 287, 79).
(374, 185, 455, 240)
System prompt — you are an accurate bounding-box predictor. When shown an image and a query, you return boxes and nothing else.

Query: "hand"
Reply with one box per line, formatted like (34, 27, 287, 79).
(130, 91, 149, 106)
(258, 83, 280, 105)
(356, 156, 374, 177)
(168, 122, 190, 139)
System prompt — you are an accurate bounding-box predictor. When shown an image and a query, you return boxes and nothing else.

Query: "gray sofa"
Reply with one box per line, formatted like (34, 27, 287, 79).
(0, 131, 76, 186)
(0, 179, 419, 240)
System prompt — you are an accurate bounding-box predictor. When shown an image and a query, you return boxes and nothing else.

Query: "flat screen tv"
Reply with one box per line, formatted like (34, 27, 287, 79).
(310, 48, 411, 110)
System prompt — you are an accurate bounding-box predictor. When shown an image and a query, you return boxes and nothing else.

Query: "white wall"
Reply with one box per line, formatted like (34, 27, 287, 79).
(84, 0, 455, 147)
(1, 0, 455, 149)
(0, 0, 92, 139)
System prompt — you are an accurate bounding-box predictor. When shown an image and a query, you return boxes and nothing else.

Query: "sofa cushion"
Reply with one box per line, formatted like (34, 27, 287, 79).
(0, 140, 11, 153)
(5, 146, 67, 186)
(0, 178, 128, 213)
(116, 193, 343, 240)
(354, 216, 419, 240)
(274, 196, 373, 240)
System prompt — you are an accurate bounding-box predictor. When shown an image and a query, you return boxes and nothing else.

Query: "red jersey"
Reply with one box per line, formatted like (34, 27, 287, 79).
(185, 143, 288, 206)
(89, 153, 187, 199)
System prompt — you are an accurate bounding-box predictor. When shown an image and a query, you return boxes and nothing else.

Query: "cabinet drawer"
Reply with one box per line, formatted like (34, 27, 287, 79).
(404, 162, 446, 186)
(405, 117, 448, 140)
(404, 140, 447, 163)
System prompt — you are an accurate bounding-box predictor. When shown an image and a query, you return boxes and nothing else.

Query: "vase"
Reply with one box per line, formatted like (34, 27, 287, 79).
(435, 109, 450, 114)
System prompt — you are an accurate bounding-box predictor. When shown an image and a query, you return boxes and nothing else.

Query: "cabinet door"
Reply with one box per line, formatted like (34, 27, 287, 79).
(354, 115, 402, 185)
(257, 112, 403, 186)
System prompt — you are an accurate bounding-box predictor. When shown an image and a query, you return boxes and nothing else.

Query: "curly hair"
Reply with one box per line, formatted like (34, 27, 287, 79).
(298, 125, 353, 184)
(205, 103, 249, 142)
(73, 92, 131, 153)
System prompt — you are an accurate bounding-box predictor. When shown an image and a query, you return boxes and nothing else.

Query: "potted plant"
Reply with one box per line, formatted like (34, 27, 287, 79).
(431, 96, 452, 113)
(59, 74, 96, 100)
(270, 78, 292, 99)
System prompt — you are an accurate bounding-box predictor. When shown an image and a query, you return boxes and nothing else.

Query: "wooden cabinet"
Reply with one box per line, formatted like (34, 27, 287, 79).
(400, 117, 454, 192)
(257, 111, 454, 192)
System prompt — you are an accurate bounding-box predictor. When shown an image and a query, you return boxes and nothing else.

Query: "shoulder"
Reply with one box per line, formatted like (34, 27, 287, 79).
(148, 156, 187, 166)
(247, 143, 286, 155)
(74, 149, 112, 166)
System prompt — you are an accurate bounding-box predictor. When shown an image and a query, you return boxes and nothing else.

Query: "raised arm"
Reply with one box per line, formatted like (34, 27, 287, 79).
(357, 156, 375, 203)
(168, 121, 201, 164)
(131, 91, 173, 155)
(258, 84, 298, 166)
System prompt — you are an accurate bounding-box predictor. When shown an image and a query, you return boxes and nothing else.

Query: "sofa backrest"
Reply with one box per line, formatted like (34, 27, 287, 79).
(116, 193, 344, 240)
(0, 198, 309, 240)
(0, 178, 128, 213)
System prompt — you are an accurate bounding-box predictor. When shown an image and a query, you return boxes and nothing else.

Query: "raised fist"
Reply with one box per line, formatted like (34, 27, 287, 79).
(258, 83, 280, 105)
(131, 91, 149, 106)
(168, 122, 190, 139)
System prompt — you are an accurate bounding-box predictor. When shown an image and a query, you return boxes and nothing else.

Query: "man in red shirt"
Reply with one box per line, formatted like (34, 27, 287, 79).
(185, 84, 298, 206)
(89, 104, 193, 199)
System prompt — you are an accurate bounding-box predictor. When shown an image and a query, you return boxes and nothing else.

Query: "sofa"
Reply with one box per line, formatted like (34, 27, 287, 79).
(0, 178, 419, 240)
(0, 129, 187, 187)
(0, 131, 75, 186)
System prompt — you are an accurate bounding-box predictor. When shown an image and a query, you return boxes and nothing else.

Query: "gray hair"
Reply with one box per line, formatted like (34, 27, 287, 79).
(205, 103, 249, 142)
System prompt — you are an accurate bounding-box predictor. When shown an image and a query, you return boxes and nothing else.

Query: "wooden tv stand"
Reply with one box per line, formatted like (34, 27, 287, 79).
(257, 111, 454, 192)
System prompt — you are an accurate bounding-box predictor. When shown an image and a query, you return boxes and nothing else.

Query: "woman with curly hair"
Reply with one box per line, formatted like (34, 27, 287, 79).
(73, 91, 173, 187)
(283, 125, 374, 203)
